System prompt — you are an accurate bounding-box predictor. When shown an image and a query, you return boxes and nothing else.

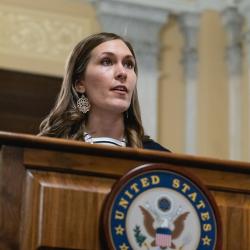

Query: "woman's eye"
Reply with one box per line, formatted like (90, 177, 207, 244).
(101, 58, 112, 66)
(124, 60, 135, 69)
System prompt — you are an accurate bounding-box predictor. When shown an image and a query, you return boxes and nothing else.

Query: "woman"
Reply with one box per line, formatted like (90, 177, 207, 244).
(39, 32, 169, 152)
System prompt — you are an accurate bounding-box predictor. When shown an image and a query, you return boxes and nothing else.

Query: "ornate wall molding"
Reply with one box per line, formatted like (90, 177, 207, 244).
(89, 0, 249, 14)
(0, 3, 94, 76)
(222, 7, 243, 76)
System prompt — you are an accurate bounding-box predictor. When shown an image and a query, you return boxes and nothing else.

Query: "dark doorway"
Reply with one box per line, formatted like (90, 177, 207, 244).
(0, 69, 62, 134)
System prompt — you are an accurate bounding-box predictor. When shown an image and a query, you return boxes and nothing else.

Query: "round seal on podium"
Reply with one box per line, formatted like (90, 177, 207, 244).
(102, 164, 222, 250)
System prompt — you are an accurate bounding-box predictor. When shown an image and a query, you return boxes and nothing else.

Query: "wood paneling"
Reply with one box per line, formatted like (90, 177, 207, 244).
(21, 172, 114, 250)
(1, 132, 250, 250)
(0, 69, 61, 134)
(0, 146, 25, 250)
(213, 191, 250, 250)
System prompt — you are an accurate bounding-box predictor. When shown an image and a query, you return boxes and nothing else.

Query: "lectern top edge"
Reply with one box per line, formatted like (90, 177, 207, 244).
(0, 131, 249, 173)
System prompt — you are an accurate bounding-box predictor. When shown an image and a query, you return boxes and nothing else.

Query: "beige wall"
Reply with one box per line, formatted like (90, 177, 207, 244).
(198, 11, 229, 159)
(158, 16, 185, 153)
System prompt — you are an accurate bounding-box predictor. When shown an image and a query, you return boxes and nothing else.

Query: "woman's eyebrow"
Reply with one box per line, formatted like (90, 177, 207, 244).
(100, 52, 134, 59)
(124, 55, 135, 60)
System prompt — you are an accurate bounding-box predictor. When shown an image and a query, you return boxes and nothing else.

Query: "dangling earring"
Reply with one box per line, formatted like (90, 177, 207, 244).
(77, 94, 91, 114)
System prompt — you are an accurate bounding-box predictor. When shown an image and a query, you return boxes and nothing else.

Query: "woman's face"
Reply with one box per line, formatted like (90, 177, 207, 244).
(76, 39, 137, 116)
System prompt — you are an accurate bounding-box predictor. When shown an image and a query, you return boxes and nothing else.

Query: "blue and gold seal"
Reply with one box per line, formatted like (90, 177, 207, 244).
(103, 164, 221, 250)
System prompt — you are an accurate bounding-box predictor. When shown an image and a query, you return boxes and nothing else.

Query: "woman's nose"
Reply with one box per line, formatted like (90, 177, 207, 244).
(115, 64, 127, 82)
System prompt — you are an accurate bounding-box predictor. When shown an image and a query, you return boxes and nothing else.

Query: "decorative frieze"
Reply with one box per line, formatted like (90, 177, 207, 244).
(0, 4, 89, 60)
(89, 0, 246, 14)
(0, 3, 95, 76)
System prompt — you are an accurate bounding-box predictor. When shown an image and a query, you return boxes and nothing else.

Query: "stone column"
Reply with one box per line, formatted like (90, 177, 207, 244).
(179, 12, 200, 154)
(239, 2, 250, 161)
(222, 7, 243, 160)
(87, 0, 169, 139)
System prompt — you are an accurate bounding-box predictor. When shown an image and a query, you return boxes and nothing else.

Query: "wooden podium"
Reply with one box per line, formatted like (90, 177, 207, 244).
(0, 131, 250, 250)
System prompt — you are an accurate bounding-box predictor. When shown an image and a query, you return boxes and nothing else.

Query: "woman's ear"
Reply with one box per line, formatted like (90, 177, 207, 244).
(75, 80, 86, 94)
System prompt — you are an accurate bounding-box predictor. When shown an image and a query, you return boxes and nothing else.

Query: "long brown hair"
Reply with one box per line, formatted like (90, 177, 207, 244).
(39, 32, 145, 147)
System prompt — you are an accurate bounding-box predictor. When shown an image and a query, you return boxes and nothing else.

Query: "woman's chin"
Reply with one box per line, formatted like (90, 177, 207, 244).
(108, 101, 130, 113)
(92, 101, 130, 115)
(113, 106, 129, 114)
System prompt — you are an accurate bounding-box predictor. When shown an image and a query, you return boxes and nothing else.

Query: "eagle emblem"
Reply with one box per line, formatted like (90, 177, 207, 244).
(139, 200, 189, 249)
(103, 166, 220, 250)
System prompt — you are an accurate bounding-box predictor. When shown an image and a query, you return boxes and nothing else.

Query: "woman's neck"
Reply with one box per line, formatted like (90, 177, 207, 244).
(85, 111, 125, 140)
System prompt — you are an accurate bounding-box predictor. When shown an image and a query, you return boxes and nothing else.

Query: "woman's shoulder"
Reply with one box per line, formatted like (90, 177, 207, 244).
(142, 136, 171, 152)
